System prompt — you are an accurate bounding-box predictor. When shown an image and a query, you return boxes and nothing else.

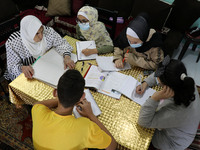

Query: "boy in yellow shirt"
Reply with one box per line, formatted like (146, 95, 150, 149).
(32, 70, 117, 150)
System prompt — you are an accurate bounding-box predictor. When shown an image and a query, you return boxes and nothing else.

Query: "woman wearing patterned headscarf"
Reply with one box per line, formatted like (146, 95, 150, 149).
(136, 56, 200, 150)
(5, 15, 75, 81)
(113, 13, 164, 70)
(76, 6, 113, 56)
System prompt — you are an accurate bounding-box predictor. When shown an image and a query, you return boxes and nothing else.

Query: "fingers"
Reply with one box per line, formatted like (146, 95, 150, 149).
(23, 66, 34, 79)
(115, 60, 124, 68)
(82, 49, 89, 56)
(64, 59, 75, 70)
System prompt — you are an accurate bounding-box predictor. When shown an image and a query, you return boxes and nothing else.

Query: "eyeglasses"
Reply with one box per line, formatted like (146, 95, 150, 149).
(76, 18, 89, 25)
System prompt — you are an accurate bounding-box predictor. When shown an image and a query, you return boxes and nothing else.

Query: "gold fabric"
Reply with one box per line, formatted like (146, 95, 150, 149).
(9, 35, 161, 150)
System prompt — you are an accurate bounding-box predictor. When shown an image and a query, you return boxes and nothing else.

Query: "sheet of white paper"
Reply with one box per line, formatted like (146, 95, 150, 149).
(96, 56, 131, 72)
(32, 49, 77, 88)
(84, 65, 108, 90)
(73, 89, 101, 118)
(76, 41, 97, 60)
(113, 75, 156, 105)
(131, 87, 156, 105)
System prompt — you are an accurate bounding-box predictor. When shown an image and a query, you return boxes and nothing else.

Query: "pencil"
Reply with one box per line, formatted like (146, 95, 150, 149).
(122, 49, 130, 63)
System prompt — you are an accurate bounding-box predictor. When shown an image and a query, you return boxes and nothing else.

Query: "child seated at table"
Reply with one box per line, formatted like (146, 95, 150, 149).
(136, 56, 200, 150)
(32, 69, 117, 150)
(113, 13, 164, 70)
(5, 15, 75, 81)
(76, 6, 114, 56)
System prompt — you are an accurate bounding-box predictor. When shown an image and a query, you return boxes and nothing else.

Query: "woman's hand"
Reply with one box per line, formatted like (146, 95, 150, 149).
(76, 99, 94, 118)
(114, 59, 124, 68)
(136, 82, 148, 95)
(21, 65, 34, 79)
(151, 85, 174, 101)
(82, 48, 98, 56)
(64, 55, 75, 69)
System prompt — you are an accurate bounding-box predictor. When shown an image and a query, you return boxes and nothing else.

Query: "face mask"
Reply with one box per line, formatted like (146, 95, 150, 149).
(78, 22, 90, 31)
(128, 40, 142, 48)
(155, 77, 161, 86)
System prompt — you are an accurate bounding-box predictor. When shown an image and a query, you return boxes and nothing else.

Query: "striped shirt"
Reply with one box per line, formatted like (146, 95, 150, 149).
(5, 26, 73, 81)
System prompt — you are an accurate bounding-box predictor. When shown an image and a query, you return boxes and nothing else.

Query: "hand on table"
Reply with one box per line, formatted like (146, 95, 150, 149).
(82, 48, 98, 56)
(151, 85, 174, 101)
(64, 55, 75, 69)
(76, 98, 94, 119)
(136, 82, 148, 95)
(114, 59, 124, 68)
(21, 65, 34, 79)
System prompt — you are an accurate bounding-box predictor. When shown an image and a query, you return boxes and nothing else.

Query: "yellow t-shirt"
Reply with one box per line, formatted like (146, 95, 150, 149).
(32, 104, 111, 150)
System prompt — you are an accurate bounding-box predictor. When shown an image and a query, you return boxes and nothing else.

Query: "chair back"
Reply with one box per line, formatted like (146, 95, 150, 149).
(95, 7, 118, 39)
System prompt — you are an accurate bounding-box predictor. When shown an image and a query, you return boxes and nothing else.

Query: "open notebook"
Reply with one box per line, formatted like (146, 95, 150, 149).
(73, 89, 101, 118)
(96, 56, 131, 72)
(84, 65, 133, 99)
(32, 48, 77, 88)
(76, 41, 97, 60)
(113, 76, 156, 105)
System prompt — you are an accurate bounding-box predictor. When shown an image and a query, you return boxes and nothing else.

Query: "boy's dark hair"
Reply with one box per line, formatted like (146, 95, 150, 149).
(159, 59, 195, 107)
(57, 69, 85, 108)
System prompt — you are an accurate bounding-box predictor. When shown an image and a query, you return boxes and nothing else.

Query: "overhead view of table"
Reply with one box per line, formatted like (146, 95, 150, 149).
(8, 35, 160, 150)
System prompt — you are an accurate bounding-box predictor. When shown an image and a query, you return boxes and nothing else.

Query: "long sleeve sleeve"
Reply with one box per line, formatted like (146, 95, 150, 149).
(48, 27, 73, 57)
(5, 41, 23, 80)
(138, 98, 187, 129)
(143, 72, 157, 87)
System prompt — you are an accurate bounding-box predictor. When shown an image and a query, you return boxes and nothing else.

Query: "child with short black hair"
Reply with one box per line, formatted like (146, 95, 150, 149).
(32, 69, 117, 150)
(136, 56, 200, 150)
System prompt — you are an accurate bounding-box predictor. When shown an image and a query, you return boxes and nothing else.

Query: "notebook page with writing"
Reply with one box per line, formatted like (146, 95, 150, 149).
(73, 89, 101, 118)
(113, 75, 156, 105)
(98, 72, 128, 99)
(131, 87, 156, 105)
(84, 65, 108, 90)
(32, 49, 77, 88)
(96, 56, 131, 72)
(76, 41, 97, 60)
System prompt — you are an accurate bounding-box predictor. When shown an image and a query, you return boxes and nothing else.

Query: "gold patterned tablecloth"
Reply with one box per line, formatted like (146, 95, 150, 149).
(9, 35, 159, 150)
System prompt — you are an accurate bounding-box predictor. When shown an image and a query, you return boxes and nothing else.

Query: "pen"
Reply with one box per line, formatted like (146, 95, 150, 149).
(122, 49, 129, 63)
(81, 61, 84, 72)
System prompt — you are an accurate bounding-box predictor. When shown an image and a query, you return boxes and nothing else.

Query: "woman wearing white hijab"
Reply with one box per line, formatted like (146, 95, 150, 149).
(5, 15, 75, 80)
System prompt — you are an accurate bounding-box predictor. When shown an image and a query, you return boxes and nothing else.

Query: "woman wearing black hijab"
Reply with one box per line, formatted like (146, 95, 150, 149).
(113, 13, 164, 70)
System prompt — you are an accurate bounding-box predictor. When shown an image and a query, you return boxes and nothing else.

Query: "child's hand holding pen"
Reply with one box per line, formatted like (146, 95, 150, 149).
(82, 43, 98, 56)
(136, 81, 148, 95)
(123, 49, 130, 63)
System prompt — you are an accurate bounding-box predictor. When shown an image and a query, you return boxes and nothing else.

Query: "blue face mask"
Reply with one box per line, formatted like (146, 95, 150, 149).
(128, 40, 142, 48)
(78, 22, 90, 31)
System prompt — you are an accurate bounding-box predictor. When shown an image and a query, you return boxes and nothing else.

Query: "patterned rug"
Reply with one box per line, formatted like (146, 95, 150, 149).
(0, 97, 33, 150)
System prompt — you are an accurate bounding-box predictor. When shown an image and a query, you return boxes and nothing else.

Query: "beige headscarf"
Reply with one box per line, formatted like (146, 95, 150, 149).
(20, 15, 47, 59)
(77, 6, 113, 48)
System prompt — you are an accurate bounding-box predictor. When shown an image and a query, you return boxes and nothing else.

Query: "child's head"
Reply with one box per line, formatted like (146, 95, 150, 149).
(57, 70, 85, 108)
(126, 12, 150, 48)
(155, 56, 195, 107)
(77, 6, 98, 30)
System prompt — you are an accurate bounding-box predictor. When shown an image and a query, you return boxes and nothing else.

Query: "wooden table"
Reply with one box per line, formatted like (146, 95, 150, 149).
(9, 36, 157, 150)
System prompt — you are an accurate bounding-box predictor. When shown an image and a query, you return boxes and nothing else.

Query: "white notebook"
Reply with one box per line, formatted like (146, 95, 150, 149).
(32, 48, 77, 88)
(113, 76, 156, 105)
(76, 41, 97, 60)
(73, 89, 101, 118)
(96, 56, 131, 72)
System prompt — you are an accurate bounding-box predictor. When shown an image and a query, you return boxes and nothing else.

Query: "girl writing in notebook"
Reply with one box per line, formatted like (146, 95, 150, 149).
(5, 15, 75, 81)
(136, 56, 200, 150)
(113, 13, 164, 70)
(76, 6, 114, 56)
